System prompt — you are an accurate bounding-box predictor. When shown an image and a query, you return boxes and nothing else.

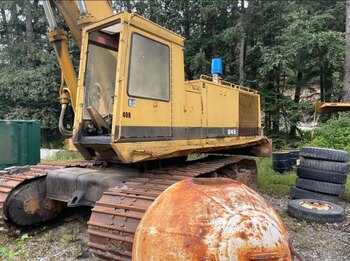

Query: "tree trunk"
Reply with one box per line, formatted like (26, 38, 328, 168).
(272, 74, 280, 133)
(344, 0, 350, 101)
(0, 8, 7, 40)
(289, 70, 302, 136)
(294, 70, 302, 104)
(324, 67, 333, 102)
(149, 0, 157, 23)
(320, 64, 325, 102)
(25, 1, 33, 62)
(239, 0, 245, 84)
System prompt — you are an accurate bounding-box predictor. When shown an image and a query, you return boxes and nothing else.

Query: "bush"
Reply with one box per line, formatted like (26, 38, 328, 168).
(307, 112, 350, 154)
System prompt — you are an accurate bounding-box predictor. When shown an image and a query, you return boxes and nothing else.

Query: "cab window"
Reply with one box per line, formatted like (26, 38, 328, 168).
(128, 33, 170, 101)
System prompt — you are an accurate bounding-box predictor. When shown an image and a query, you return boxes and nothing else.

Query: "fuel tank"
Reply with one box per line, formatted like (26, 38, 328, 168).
(133, 178, 292, 261)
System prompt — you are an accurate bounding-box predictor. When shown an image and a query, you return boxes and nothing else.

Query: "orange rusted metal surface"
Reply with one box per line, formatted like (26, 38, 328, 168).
(133, 178, 292, 261)
(87, 156, 258, 260)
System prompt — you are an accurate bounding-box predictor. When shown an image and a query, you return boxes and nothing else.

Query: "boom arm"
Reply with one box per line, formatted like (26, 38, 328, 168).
(54, 0, 114, 48)
(42, 0, 114, 135)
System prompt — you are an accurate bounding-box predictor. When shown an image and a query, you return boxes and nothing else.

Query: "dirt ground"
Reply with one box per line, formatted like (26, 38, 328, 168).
(0, 194, 349, 261)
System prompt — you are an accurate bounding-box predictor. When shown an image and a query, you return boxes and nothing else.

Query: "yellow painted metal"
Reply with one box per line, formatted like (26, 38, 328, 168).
(54, 0, 113, 48)
(315, 102, 350, 113)
(48, 29, 78, 110)
(54, 0, 82, 47)
(83, 1, 114, 22)
(68, 12, 269, 163)
(117, 23, 172, 134)
(111, 136, 270, 163)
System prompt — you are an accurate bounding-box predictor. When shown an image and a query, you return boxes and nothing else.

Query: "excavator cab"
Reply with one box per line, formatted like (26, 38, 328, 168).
(72, 13, 181, 161)
(43, 1, 270, 163)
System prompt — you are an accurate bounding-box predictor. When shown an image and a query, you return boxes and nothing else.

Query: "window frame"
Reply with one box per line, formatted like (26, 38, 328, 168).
(127, 32, 171, 102)
(82, 21, 121, 119)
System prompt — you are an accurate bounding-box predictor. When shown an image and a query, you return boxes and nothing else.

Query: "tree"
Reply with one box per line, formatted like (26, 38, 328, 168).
(344, 0, 350, 101)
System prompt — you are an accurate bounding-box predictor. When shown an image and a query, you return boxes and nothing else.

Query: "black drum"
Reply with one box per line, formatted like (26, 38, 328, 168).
(273, 151, 292, 173)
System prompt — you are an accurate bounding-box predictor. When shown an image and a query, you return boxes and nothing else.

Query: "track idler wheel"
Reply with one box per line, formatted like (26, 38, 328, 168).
(4, 178, 64, 227)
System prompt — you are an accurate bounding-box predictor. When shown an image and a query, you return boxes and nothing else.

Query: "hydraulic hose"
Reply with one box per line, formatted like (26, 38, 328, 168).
(59, 103, 73, 138)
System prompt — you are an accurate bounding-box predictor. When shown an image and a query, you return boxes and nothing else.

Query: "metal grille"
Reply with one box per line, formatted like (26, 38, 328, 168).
(239, 92, 259, 136)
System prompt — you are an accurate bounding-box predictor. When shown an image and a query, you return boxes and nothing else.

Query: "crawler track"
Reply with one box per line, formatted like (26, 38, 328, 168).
(0, 161, 91, 233)
(87, 156, 257, 260)
(0, 156, 257, 260)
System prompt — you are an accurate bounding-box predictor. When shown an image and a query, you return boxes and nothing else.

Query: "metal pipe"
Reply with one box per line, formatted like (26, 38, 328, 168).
(76, 0, 88, 16)
(59, 103, 73, 137)
(42, 0, 57, 29)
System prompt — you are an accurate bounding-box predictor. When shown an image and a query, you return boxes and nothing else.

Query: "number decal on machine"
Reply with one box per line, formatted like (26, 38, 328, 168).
(227, 128, 238, 136)
(123, 112, 131, 118)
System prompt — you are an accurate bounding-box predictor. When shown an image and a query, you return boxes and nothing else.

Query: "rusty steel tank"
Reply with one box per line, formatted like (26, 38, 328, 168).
(133, 178, 292, 261)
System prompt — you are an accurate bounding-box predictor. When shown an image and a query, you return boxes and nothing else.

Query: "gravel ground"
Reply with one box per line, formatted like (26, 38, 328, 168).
(263, 194, 350, 261)
(1, 194, 349, 260)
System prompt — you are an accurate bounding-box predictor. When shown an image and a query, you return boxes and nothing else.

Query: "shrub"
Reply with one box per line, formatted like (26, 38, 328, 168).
(308, 112, 350, 154)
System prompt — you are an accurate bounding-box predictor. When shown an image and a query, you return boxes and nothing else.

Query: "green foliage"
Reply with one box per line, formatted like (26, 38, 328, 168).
(257, 158, 296, 196)
(257, 156, 350, 203)
(307, 113, 350, 154)
(342, 179, 350, 202)
(0, 234, 30, 260)
(0, 247, 16, 260)
(0, 1, 64, 146)
(0, 0, 347, 146)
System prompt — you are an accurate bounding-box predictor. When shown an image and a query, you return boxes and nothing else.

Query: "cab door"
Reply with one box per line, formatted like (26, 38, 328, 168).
(119, 32, 172, 141)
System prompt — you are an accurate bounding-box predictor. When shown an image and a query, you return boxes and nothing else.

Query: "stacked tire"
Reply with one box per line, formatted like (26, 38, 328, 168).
(288, 147, 348, 223)
(290, 147, 348, 203)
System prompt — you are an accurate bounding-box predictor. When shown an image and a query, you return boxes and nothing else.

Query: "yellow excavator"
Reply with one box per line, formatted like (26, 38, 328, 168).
(0, 1, 297, 260)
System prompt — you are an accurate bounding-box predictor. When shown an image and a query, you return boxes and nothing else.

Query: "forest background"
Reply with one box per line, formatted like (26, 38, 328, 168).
(0, 0, 348, 149)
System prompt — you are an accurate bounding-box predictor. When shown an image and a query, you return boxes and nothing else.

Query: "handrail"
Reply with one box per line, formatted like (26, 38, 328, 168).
(199, 74, 258, 94)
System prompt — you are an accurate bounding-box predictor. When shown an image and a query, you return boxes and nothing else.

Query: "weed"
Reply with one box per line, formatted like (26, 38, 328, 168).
(43, 149, 83, 162)
(60, 233, 71, 248)
(257, 157, 296, 196)
(43, 230, 55, 244)
(0, 247, 16, 260)
(71, 245, 83, 258)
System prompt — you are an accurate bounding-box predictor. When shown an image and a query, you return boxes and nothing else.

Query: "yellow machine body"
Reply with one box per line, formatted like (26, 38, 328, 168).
(67, 13, 270, 163)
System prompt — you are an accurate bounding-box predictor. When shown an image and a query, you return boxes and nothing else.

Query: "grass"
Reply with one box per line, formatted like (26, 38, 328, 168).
(257, 157, 297, 196)
(43, 149, 83, 162)
(256, 157, 350, 202)
(341, 179, 350, 202)
(0, 216, 89, 260)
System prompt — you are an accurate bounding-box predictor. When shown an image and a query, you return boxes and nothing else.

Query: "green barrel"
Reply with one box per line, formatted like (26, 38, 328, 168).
(272, 151, 292, 173)
(0, 120, 40, 170)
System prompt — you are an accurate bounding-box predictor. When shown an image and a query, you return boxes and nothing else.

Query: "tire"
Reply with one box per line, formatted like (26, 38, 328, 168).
(296, 178, 345, 195)
(297, 167, 348, 184)
(287, 199, 345, 223)
(290, 186, 339, 203)
(300, 158, 349, 174)
(300, 147, 349, 162)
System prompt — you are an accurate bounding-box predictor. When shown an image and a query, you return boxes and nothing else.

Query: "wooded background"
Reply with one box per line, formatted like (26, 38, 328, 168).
(0, 0, 347, 146)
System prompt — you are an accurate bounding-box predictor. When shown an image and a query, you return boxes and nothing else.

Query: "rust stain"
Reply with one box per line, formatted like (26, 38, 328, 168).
(133, 177, 292, 260)
(246, 221, 253, 229)
(239, 231, 248, 240)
